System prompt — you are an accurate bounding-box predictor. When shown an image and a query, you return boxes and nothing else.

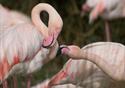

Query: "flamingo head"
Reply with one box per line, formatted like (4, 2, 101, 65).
(42, 22, 63, 48)
(42, 33, 55, 48)
(42, 7, 63, 48)
(82, 3, 91, 13)
(31, 3, 63, 48)
(82, 0, 99, 14)
(57, 45, 82, 59)
(82, 0, 103, 23)
(86, 0, 99, 8)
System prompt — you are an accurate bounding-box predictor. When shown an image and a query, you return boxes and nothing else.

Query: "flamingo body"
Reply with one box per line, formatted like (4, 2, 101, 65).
(60, 42, 125, 81)
(49, 59, 112, 88)
(0, 3, 63, 86)
(82, 0, 125, 23)
(0, 4, 30, 29)
(47, 42, 125, 88)
(0, 23, 43, 81)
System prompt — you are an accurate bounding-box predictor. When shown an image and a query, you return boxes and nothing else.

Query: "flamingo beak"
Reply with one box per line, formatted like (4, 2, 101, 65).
(81, 4, 91, 17)
(42, 27, 62, 48)
(56, 45, 69, 56)
(82, 4, 91, 12)
(42, 34, 55, 48)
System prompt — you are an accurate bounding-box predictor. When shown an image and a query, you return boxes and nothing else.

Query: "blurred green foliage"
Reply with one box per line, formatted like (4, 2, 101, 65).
(0, 0, 125, 87)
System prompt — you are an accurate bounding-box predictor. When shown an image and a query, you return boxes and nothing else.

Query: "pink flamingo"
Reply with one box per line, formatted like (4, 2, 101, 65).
(59, 42, 125, 81)
(0, 4, 30, 29)
(0, 3, 63, 88)
(0, 4, 30, 88)
(8, 41, 59, 88)
(82, 0, 125, 41)
(46, 42, 125, 88)
(48, 59, 125, 88)
(48, 59, 111, 88)
(0, 4, 28, 88)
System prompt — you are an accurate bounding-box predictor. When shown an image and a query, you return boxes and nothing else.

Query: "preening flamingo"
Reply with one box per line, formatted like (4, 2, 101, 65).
(31, 79, 82, 88)
(6, 41, 59, 88)
(0, 3, 63, 88)
(82, 0, 125, 41)
(59, 42, 125, 81)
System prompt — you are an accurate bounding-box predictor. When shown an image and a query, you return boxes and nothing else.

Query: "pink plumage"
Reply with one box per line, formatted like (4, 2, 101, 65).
(47, 42, 125, 88)
(82, 0, 125, 23)
(0, 3, 63, 87)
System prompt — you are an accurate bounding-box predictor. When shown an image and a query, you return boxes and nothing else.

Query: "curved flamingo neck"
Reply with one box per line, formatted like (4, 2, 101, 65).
(31, 3, 48, 37)
(78, 49, 125, 81)
(31, 3, 62, 38)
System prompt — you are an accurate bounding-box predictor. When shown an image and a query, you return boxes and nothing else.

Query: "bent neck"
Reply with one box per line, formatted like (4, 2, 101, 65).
(79, 50, 120, 80)
(31, 3, 62, 38)
(31, 3, 48, 37)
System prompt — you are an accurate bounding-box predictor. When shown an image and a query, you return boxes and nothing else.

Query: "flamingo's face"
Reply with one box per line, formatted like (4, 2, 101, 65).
(86, 0, 99, 8)
(42, 30, 59, 48)
(82, 0, 99, 12)
(42, 22, 63, 48)
(42, 34, 55, 48)
(59, 45, 82, 59)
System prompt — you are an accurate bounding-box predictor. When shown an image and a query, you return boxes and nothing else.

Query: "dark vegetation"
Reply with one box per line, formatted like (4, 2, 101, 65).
(0, 0, 125, 87)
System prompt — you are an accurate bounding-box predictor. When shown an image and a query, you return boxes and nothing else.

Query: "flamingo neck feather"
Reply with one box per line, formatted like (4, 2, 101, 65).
(31, 3, 62, 38)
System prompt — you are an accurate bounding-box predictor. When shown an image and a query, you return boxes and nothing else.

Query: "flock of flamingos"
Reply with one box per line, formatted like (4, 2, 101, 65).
(0, 0, 125, 88)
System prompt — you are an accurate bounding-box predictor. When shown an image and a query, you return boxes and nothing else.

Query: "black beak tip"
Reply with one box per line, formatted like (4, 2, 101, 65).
(42, 44, 51, 48)
(42, 35, 55, 48)
(56, 45, 67, 56)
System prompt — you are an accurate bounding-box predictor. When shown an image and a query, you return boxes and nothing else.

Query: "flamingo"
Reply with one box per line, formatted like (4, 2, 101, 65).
(0, 4, 30, 29)
(0, 3, 63, 88)
(82, 0, 124, 23)
(0, 4, 31, 88)
(82, 0, 125, 41)
(4, 41, 59, 88)
(31, 79, 82, 88)
(7, 41, 59, 88)
(46, 42, 125, 88)
(58, 42, 125, 81)
(0, 13, 58, 87)
(48, 59, 112, 88)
